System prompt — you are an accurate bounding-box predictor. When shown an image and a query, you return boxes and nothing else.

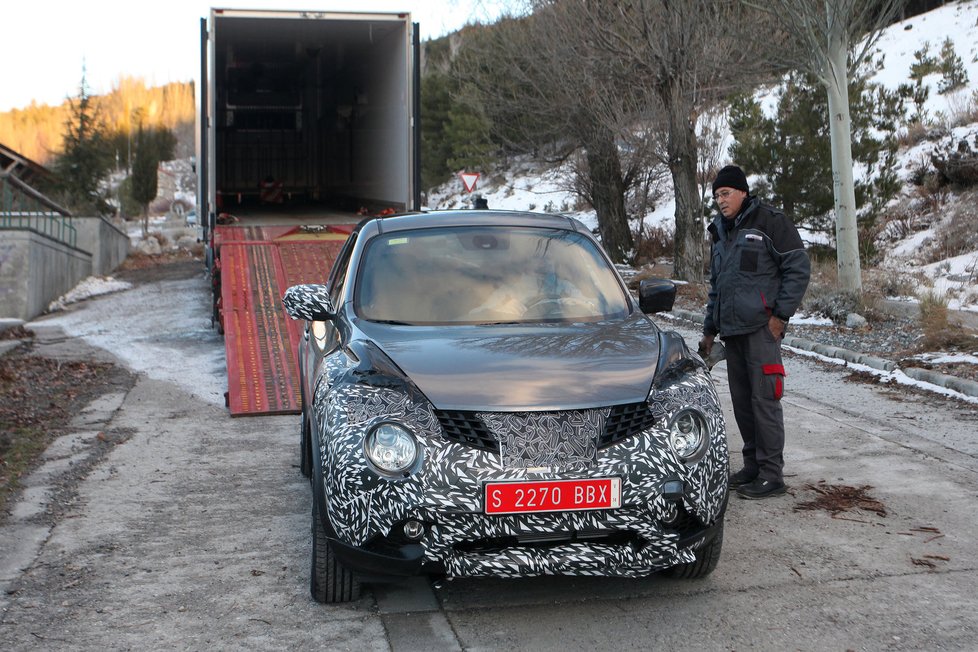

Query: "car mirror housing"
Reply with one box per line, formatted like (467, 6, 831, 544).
(282, 284, 336, 321)
(639, 278, 676, 314)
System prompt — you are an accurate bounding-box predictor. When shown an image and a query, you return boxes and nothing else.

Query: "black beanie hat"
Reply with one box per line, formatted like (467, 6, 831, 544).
(712, 165, 749, 194)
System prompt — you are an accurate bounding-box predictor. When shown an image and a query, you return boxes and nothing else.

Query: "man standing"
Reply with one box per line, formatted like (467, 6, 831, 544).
(699, 165, 810, 499)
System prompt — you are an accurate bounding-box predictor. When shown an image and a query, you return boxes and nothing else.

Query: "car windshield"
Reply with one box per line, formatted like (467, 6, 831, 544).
(355, 226, 630, 325)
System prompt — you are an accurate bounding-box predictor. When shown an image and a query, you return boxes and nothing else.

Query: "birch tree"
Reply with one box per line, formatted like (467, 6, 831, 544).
(752, 0, 908, 295)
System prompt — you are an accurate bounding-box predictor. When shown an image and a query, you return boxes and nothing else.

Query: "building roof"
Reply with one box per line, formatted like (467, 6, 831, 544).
(0, 142, 70, 217)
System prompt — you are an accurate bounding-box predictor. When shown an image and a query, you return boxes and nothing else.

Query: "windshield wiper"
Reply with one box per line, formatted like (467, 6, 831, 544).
(368, 319, 415, 326)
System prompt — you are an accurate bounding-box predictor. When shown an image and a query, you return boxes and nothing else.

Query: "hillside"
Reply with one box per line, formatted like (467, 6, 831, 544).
(428, 0, 978, 315)
(0, 78, 195, 166)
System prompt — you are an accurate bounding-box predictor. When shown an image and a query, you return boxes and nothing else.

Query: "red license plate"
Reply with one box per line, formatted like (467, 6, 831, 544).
(484, 478, 621, 515)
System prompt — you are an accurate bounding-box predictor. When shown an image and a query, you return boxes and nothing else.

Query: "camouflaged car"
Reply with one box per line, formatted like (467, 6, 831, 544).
(282, 210, 728, 603)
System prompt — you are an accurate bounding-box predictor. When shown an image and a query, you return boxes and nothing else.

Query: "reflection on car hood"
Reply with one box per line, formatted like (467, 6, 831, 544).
(357, 313, 662, 411)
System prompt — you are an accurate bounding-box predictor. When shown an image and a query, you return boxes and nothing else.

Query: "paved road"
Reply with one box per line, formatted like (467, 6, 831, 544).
(1, 271, 976, 651)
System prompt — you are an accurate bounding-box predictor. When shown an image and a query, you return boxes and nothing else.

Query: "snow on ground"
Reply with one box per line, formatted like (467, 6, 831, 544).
(910, 352, 978, 365)
(786, 313, 835, 327)
(47, 277, 132, 313)
(785, 344, 978, 405)
(870, 0, 978, 120)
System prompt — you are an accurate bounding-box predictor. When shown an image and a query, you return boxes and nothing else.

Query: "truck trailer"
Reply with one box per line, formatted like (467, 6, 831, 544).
(195, 8, 421, 415)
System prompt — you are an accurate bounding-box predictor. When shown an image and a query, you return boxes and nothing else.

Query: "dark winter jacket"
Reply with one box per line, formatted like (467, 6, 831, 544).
(703, 196, 810, 338)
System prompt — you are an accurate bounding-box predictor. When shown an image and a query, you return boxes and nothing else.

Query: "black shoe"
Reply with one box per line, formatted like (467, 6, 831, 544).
(728, 468, 758, 488)
(736, 478, 786, 500)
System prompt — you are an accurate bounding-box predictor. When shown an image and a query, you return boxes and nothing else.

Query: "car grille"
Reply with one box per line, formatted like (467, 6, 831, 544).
(435, 401, 656, 453)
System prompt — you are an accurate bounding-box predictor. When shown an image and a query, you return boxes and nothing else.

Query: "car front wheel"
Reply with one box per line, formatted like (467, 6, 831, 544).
(311, 494, 361, 603)
(664, 519, 723, 579)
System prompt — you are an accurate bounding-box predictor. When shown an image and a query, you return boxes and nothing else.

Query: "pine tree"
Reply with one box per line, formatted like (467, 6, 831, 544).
(420, 71, 455, 188)
(131, 122, 158, 236)
(52, 67, 112, 215)
(444, 101, 494, 174)
(728, 69, 902, 240)
(937, 38, 969, 94)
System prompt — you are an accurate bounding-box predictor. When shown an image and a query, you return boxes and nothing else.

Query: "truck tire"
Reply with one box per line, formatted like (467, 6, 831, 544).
(300, 411, 312, 478)
(665, 520, 723, 579)
(311, 494, 361, 603)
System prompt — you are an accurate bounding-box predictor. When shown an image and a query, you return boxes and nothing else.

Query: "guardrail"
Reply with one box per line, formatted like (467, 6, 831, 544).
(0, 174, 77, 248)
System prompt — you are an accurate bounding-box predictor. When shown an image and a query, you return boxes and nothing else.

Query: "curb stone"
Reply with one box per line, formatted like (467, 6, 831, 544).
(669, 308, 978, 399)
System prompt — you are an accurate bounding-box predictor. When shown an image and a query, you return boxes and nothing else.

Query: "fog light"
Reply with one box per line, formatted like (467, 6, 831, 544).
(660, 502, 679, 525)
(403, 520, 425, 540)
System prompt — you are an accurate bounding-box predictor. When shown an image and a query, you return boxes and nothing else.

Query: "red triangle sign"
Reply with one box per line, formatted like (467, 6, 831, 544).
(459, 172, 480, 193)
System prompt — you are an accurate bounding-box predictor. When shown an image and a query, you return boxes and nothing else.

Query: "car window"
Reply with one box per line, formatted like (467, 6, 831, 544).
(328, 233, 356, 307)
(355, 226, 629, 324)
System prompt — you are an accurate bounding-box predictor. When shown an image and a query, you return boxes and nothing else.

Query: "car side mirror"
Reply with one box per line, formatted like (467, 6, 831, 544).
(639, 278, 676, 314)
(282, 284, 336, 321)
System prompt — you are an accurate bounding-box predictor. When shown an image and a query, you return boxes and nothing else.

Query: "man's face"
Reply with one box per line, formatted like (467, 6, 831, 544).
(714, 187, 747, 218)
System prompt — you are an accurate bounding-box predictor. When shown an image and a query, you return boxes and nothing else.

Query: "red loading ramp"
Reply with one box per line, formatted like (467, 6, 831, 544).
(218, 225, 349, 416)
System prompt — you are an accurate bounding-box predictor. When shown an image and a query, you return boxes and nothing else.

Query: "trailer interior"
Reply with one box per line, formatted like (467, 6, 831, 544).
(211, 12, 415, 221)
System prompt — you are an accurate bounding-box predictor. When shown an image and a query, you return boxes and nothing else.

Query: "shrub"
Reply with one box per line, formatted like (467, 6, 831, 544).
(803, 288, 863, 323)
(929, 193, 978, 260)
(909, 42, 940, 82)
(632, 224, 674, 266)
(937, 38, 969, 95)
(914, 290, 972, 351)
(931, 134, 978, 188)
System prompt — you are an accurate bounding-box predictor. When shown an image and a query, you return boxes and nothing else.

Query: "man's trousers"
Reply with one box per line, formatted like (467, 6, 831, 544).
(723, 325, 786, 482)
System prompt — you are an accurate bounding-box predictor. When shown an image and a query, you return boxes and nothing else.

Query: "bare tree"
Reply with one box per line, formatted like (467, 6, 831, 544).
(580, 1, 776, 282)
(456, 6, 657, 262)
(749, 0, 908, 295)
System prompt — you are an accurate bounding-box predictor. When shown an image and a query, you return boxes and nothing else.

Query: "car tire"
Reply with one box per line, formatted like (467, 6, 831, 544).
(311, 493, 361, 603)
(300, 411, 312, 479)
(665, 520, 723, 579)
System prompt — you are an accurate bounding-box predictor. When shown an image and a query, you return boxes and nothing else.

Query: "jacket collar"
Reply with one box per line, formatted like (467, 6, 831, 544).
(711, 195, 759, 238)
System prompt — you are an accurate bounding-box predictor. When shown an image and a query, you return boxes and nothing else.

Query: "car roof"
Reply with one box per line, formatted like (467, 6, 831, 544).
(364, 210, 590, 236)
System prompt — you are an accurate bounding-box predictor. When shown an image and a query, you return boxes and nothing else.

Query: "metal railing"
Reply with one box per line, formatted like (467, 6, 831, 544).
(0, 174, 77, 248)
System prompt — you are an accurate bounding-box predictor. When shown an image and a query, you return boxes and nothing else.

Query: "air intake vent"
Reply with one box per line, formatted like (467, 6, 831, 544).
(435, 409, 499, 452)
(598, 402, 656, 449)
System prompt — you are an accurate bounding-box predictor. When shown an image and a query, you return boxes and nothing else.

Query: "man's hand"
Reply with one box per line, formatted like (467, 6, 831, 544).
(768, 315, 786, 339)
(698, 334, 715, 357)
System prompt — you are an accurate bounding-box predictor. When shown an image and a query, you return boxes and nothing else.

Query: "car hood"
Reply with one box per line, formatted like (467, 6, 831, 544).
(356, 313, 662, 411)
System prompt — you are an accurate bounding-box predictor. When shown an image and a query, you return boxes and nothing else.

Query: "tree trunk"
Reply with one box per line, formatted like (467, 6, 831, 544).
(585, 128, 632, 263)
(141, 204, 149, 238)
(665, 82, 704, 282)
(825, 12, 862, 295)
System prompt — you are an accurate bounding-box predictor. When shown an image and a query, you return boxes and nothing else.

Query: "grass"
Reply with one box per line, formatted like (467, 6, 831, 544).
(0, 426, 50, 513)
(0, 350, 123, 518)
(916, 290, 978, 351)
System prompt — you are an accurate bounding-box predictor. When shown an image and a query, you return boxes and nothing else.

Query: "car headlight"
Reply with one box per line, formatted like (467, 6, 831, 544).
(364, 422, 419, 475)
(668, 408, 710, 463)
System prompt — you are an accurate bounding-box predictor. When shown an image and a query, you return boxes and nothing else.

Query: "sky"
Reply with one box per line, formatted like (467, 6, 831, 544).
(0, 0, 506, 112)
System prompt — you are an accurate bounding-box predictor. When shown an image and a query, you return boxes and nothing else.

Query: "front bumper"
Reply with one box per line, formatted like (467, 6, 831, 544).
(316, 369, 728, 579)
(324, 496, 727, 579)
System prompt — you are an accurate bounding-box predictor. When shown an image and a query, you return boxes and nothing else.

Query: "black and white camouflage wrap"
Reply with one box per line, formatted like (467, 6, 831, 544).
(312, 347, 728, 579)
(282, 284, 335, 321)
